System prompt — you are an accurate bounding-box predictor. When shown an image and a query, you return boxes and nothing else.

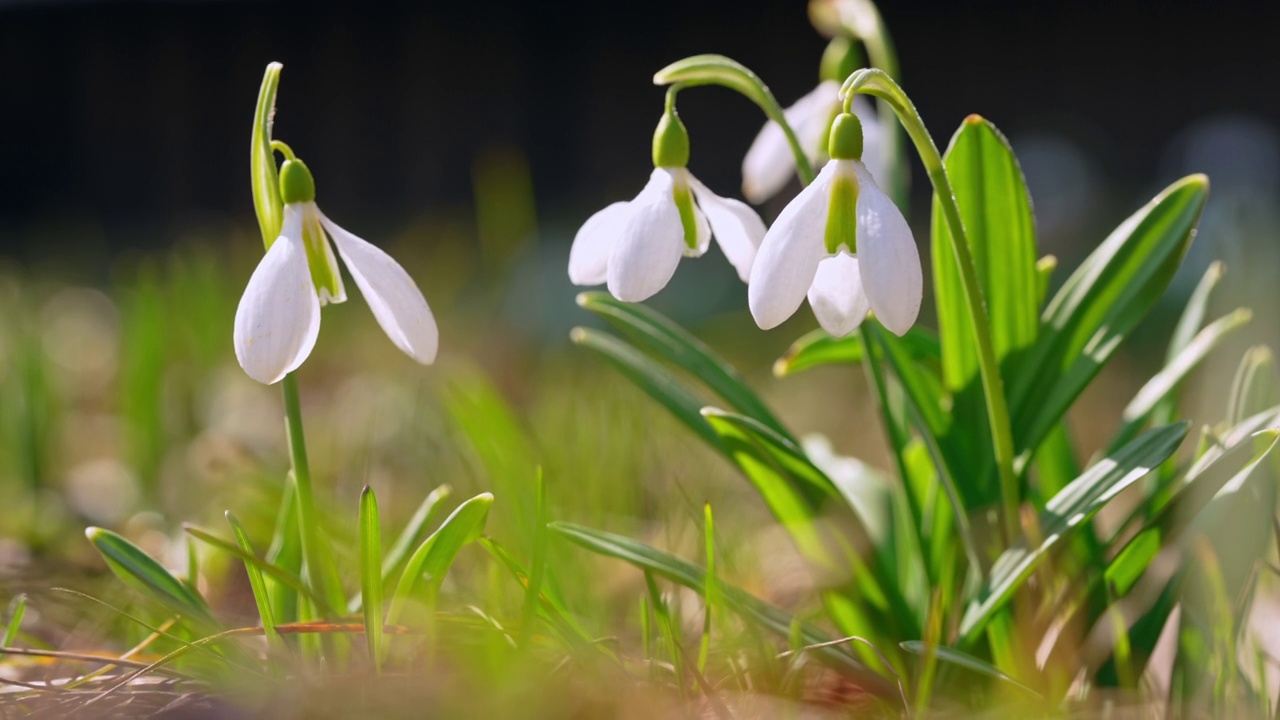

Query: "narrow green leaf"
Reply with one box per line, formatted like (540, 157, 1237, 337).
(699, 503, 717, 674)
(644, 571, 686, 695)
(772, 326, 940, 378)
(900, 641, 1043, 699)
(958, 423, 1188, 642)
(1034, 256, 1057, 309)
(224, 512, 279, 647)
(1227, 347, 1277, 425)
(1166, 261, 1225, 364)
(479, 538, 601, 652)
(382, 484, 451, 583)
(571, 326, 723, 452)
(265, 478, 302, 626)
(388, 493, 494, 626)
(3, 594, 28, 647)
(1121, 309, 1252, 424)
(549, 521, 897, 694)
(1009, 175, 1209, 458)
(359, 486, 384, 672)
(87, 527, 216, 628)
(250, 62, 283, 248)
(932, 115, 1039, 391)
(184, 523, 322, 611)
(577, 292, 790, 439)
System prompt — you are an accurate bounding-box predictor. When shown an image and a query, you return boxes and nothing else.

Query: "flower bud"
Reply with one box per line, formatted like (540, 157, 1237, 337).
(652, 108, 691, 168)
(279, 159, 317, 204)
(827, 112, 864, 161)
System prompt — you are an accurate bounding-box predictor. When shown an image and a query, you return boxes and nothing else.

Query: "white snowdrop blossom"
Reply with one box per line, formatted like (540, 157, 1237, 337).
(569, 102, 767, 302)
(748, 112, 920, 338)
(742, 83, 886, 205)
(234, 159, 438, 385)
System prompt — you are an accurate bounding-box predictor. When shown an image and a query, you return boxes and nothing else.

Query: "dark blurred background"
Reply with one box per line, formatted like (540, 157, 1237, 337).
(2, 0, 1278, 251)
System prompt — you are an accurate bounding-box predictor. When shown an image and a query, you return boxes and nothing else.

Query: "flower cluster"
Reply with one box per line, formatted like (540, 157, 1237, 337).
(567, 74, 920, 338)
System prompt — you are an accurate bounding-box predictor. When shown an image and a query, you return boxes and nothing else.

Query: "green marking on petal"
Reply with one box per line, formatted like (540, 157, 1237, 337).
(301, 210, 346, 304)
(824, 165, 859, 255)
(673, 179, 699, 250)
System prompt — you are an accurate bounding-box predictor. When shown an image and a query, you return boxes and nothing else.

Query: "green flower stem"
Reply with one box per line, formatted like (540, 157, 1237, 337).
(281, 373, 344, 615)
(653, 54, 816, 185)
(840, 68, 1019, 544)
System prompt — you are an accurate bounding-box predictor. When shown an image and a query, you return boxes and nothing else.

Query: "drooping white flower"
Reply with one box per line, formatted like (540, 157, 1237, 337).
(742, 84, 886, 205)
(569, 103, 767, 302)
(748, 112, 920, 337)
(234, 158, 437, 384)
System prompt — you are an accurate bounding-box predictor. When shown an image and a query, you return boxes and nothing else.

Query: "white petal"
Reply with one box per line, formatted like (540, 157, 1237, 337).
(689, 176, 766, 282)
(233, 206, 321, 385)
(748, 162, 838, 329)
(319, 212, 439, 364)
(606, 169, 685, 302)
(569, 200, 632, 286)
(808, 252, 870, 337)
(854, 162, 921, 336)
(742, 81, 841, 204)
(852, 97, 888, 188)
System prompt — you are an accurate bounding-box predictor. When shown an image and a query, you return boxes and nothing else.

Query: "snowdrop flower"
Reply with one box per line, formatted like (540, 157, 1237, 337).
(234, 157, 438, 384)
(742, 38, 886, 204)
(568, 99, 767, 302)
(748, 111, 920, 337)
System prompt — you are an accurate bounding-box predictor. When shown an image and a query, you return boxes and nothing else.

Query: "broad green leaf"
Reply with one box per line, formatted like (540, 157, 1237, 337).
(932, 115, 1039, 391)
(958, 423, 1188, 642)
(250, 63, 283, 247)
(1009, 175, 1209, 459)
(900, 641, 1042, 699)
(773, 326, 940, 378)
(578, 292, 790, 439)
(549, 521, 898, 694)
(571, 326, 723, 452)
(224, 512, 279, 647)
(87, 527, 216, 628)
(359, 486, 384, 672)
(383, 485, 451, 586)
(388, 493, 493, 626)
(3, 593, 27, 647)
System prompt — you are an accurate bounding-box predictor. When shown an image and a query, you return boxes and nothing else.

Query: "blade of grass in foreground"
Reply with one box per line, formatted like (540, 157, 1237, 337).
(388, 493, 493, 626)
(225, 512, 279, 648)
(3, 594, 27, 647)
(359, 486, 384, 672)
(550, 521, 899, 697)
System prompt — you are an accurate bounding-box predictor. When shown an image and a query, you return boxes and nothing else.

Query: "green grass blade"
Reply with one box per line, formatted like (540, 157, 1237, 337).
(576, 292, 791, 439)
(382, 484, 451, 584)
(519, 469, 548, 645)
(571, 326, 724, 452)
(479, 538, 602, 652)
(699, 503, 716, 674)
(644, 571, 686, 697)
(3, 593, 28, 647)
(549, 521, 897, 694)
(932, 115, 1039, 392)
(265, 479, 302, 626)
(224, 512, 279, 648)
(958, 422, 1188, 643)
(772, 326, 939, 378)
(1164, 261, 1225, 365)
(900, 641, 1043, 699)
(359, 486, 384, 672)
(388, 493, 494, 626)
(1119, 309, 1252, 429)
(1227, 347, 1277, 425)
(1009, 175, 1209, 459)
(184, 524, 323, 611)
(86, 527, 216, 629)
